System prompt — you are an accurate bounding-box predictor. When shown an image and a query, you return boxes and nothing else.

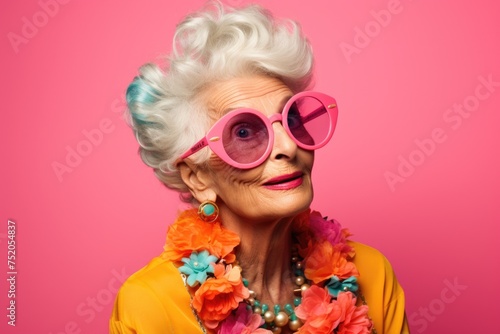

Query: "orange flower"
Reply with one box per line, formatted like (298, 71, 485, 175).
(304, 240, 359, 283)
(162, 210, 240, 262)
(336, 292, 372, 334)
(295, 285, 342, 333)
(192, 264, 250, 329)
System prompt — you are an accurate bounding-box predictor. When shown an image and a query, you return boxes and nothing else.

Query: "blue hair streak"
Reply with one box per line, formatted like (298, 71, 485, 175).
(126, 77, 160, 125)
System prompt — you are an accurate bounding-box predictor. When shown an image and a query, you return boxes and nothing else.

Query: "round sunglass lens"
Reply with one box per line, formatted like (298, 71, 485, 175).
(222, 113, 269, 164)
(288, 97, 330, 147)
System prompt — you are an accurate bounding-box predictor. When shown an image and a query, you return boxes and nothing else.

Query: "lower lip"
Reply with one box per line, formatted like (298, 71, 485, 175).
(263, 176, 303, 190)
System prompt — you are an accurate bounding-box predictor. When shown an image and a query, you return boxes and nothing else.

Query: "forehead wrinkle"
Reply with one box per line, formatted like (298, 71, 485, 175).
(204, 76, 292, 119)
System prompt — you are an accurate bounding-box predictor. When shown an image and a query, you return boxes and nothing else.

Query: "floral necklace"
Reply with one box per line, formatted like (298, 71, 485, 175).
(162, 209, 374, 334)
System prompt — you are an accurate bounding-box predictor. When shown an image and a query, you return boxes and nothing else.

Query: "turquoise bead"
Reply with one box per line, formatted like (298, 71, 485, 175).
(290, 313, 297, 321)
(284, 304, 294, 315)
(242, 278, 249, 287)
(274, 305, 281, 315)
(262, 304, 269, 313)
(254, 300, 261, 307)
(293, 297, 301, 306)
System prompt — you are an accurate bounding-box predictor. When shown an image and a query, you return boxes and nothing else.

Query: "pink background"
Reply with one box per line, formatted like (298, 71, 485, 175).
(2, 0, 499, 333)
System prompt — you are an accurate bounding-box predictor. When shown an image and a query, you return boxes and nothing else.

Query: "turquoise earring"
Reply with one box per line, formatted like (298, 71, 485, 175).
(198, 200, 219, 222)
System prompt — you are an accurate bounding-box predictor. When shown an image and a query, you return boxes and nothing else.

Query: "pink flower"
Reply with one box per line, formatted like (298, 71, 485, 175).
(309, 211, 353, 253)
(295, 285, 342, 333)
(218, 304, 272, 334)
(336, 292, 373, 334)
(309, 211, 343, 244)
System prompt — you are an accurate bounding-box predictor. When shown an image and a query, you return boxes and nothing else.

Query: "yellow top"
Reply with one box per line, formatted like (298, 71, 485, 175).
(110, 241, 409, 334)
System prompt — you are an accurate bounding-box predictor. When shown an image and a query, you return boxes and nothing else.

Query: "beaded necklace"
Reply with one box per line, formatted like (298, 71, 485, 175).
(163, 209, 375, 333)
(238, 249, 307, 332)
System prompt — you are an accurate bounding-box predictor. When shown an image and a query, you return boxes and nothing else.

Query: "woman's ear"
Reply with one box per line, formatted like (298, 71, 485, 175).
(178, 161, 217, 202)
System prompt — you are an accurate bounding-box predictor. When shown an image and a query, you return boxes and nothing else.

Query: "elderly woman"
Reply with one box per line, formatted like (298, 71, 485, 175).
(110, 3, 408, 334)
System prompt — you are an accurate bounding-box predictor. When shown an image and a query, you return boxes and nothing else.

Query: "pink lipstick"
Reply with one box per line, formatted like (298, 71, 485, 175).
(263, 172, 304, 190)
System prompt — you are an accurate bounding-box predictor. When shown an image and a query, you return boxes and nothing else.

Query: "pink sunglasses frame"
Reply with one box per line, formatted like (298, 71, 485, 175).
(178, 91, 338, 169)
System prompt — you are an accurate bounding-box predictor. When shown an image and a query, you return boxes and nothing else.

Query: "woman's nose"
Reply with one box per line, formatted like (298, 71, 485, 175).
(270, 122, 298, 162)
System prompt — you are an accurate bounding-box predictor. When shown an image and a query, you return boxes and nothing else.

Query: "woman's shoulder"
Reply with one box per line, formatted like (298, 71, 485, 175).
(115, 255, 187, 304)
(122, 256, 179, 287)
(346, 241, 409, 333)
(347, 240, 398, 280)
(348, 240, 389, 263)
(110, 255, 201, 333)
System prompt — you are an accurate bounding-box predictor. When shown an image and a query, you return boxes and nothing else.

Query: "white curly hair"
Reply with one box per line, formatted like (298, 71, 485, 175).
(126, 1, 315, 203)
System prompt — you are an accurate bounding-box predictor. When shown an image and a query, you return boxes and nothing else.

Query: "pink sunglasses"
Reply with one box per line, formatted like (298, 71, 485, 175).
(178, 91, 338, 169)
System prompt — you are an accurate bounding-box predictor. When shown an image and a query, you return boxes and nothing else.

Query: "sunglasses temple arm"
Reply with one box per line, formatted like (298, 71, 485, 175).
(301, 106, 329, 123)
(179, 137, 209, 160)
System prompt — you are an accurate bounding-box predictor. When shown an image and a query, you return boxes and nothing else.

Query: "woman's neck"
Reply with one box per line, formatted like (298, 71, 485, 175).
(220, 211, 297, 308)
